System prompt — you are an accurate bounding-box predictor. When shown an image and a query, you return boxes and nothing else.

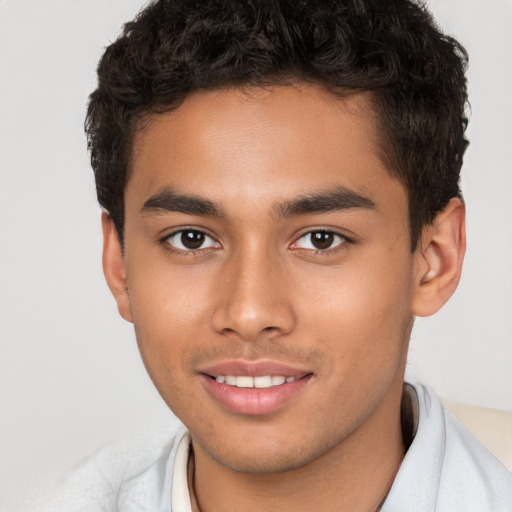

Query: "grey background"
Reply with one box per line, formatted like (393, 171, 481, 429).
(1, 0, 511, 505)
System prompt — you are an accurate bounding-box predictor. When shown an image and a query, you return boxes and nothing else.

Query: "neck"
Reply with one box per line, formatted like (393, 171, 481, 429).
(189, 377, 406, 512)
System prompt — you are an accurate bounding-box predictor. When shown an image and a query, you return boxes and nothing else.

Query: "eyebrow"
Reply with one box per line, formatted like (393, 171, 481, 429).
(274, 186, 376, 218)
(141, 185, 376, 220)
(141, 188, 225, 218)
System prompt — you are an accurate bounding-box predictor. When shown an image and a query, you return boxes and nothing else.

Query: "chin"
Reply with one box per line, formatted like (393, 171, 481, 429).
(210, 450, 314, 475)
(194, 427, 342, 475)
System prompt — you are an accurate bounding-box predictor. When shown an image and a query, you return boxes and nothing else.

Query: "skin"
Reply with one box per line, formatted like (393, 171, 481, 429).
(102, 84, 465, 512)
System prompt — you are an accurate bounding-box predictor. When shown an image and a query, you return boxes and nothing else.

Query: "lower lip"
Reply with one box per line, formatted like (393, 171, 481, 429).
(201, 375, 312, 416)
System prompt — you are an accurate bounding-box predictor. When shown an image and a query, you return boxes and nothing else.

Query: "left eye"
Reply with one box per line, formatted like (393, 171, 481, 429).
(294, 231, 346, 251)
(164, 230, 218, 251)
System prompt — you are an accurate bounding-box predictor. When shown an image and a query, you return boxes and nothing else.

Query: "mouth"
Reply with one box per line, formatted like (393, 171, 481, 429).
(199, 360, 313, 415)
(213, 374, 298, 388)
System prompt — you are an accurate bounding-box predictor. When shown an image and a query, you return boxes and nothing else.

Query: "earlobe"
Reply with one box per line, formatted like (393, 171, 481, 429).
(412, 198, 466, 317)
(101, 212, 133, 323)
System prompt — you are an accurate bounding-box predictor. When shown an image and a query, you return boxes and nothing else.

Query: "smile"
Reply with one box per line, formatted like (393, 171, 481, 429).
(214, 375, 296, 388)
(200, 362, 313, 415)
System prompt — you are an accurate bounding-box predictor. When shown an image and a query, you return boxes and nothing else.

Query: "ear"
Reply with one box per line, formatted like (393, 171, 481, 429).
(411, 198, 466, 317)
(101, 212, 133, 323)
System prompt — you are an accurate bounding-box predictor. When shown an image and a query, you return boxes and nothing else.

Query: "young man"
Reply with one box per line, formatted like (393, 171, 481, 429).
(44, 0, 512, 510)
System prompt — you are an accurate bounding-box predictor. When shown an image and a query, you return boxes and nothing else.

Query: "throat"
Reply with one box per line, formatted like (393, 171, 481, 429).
(187, 432, 405, 512)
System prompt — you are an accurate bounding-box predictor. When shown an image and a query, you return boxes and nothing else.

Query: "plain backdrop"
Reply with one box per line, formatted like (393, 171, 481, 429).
(1, 0, 511, 506)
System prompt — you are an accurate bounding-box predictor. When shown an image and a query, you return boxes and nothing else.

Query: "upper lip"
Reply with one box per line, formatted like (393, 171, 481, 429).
(198, 359, 312, 379)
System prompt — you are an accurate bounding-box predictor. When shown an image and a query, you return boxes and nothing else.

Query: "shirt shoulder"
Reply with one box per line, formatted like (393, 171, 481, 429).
(23, 423, 187, 512)
(382, 383, 512, 512)
(437, 402, 512, 511)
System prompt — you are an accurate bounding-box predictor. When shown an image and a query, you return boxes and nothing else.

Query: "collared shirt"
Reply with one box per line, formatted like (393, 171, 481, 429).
(27, 383, 512, 511)
(381, 383, 512, 511)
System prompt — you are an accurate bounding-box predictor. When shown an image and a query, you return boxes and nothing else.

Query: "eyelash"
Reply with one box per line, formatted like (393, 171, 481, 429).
(160, 228, 352, 256)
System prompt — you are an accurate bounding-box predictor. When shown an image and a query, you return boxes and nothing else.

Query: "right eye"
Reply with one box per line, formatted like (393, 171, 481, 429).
(164, 229, 219, 252)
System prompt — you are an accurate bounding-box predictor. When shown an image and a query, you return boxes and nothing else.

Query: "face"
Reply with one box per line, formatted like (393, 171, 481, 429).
(114, 85, 421, 474)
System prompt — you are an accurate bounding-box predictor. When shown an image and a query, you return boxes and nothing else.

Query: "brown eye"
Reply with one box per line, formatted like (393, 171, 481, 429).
(181, 230, 205, 249)
(165, 229, 218, 251)
(294, 230, 346, 251)
(311, 231, 334, 249)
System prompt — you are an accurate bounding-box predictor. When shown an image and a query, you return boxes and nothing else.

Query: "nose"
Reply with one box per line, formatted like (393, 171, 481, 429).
(210, 247, 296, 342)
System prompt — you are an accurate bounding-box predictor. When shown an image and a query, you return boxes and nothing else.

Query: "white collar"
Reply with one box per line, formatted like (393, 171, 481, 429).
(171, 431, 193, 512)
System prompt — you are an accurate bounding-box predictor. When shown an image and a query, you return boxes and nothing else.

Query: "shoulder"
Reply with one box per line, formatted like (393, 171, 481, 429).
(434, 388, 512, 510)
(23, 423, 187, 512)
(382, 383, 512, 512)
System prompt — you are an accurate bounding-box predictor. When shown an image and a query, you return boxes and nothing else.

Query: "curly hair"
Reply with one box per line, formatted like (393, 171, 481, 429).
(85, 0, 468, 249)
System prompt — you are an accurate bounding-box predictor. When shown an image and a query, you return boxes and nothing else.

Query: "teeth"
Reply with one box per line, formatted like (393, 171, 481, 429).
(215, 375, 296, 388)
(225, 375, 237, 386)
(254, 376, 272, 388)
(236, 376, 253, 388)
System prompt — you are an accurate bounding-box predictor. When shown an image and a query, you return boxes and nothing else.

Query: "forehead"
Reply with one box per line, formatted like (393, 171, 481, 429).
(128, 84, 406, 218)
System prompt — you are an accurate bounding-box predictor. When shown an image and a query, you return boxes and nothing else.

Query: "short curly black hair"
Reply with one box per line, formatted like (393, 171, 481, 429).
(85, 0, 468, 250)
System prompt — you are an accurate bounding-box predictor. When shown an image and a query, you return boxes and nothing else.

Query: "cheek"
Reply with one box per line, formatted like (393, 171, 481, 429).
(128, 281, 209, 421)
(125, 262, 215, 383)
(295, 247, 414, 368)
(127, 253, 214, 328)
